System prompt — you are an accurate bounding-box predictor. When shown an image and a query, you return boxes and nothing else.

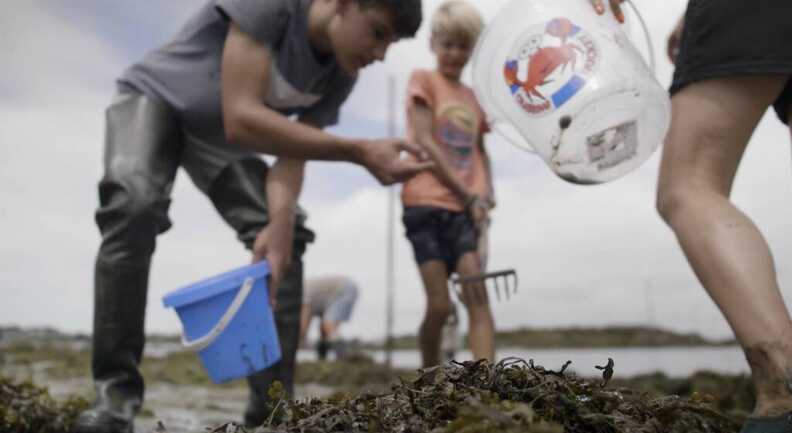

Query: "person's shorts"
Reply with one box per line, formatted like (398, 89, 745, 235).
(315, 283, 359, 323)
(402, 206, 478, 271)
(669, 0, 792, 124)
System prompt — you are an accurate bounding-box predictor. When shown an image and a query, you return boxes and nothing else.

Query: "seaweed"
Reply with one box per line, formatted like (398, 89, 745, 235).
(163, 357, 740, 433)
(0, 376, 89, 433)
(0, 342, 751, 433)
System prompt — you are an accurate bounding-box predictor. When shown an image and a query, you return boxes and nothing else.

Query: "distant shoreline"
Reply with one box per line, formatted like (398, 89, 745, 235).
(0, 324, 736, 350)
(366, 325, 736, 350)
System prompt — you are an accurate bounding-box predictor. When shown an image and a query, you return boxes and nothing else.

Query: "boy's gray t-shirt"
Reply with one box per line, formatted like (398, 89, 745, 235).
(119, 0, 356, 145)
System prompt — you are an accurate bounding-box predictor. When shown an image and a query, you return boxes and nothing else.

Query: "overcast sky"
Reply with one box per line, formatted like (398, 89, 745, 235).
(2, 0, 791, 343)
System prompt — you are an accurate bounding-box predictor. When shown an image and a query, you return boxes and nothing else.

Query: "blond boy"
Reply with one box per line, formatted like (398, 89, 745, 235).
(401, 0, 496, 367)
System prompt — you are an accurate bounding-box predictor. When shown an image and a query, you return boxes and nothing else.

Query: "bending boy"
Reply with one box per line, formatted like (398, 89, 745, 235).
(74, 1, 427, 432)
(299, 275, 360, 360)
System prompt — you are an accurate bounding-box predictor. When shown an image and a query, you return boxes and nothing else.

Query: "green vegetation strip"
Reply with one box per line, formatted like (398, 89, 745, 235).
(380, 326, 733, 350)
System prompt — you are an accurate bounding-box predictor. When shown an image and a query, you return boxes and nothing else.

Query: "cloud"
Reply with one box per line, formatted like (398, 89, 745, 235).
(43, 0, 200, 60)
(2, 2, 120, 108)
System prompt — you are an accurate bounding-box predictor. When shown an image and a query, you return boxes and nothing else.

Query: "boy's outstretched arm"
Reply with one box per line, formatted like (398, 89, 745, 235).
(251, 157, 305, 306)
(221, 24, 432, 185)
(410, 100, 477, 205)
(298, 303, 311, 343)
(479, 135, 496, 208)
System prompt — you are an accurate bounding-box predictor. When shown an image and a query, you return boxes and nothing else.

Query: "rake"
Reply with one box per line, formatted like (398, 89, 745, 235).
(450, 269, 518, 302)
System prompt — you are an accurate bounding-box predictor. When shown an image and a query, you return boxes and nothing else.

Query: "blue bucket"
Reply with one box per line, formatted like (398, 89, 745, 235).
(162, 262, 281, 383)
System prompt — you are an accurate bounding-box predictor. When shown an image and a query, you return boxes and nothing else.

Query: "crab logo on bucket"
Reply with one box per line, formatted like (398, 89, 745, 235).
(503, 18, 600, 116)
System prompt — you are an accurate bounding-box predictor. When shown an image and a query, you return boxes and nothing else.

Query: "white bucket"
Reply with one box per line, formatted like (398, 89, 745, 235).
(471, 0, 670, 184)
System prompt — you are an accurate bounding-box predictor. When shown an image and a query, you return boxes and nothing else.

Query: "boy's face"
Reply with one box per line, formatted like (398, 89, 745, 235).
(328, 1, 398, 75)
(431, 33, 474, 81)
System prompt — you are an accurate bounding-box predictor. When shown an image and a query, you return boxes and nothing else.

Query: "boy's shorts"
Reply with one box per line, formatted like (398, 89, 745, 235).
(669, 0, 792, 124)
(316, 284, 358, 323)
(402, 206, 478, 271)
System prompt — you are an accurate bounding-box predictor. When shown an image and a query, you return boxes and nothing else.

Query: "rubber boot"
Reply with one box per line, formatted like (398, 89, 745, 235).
(316, 339, 330, 361)
(73, 259, 148, 433)
(243, 258, 303, 428)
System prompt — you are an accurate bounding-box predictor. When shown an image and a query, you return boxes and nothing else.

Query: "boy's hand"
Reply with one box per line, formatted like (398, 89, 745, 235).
(590, 0, 625, 23)
(468, 197, 489, 228)
(359, 139, 434, 185)
(667, 16, 685, 64)
(252, 221, 294, 308)
(472, 205, 488, 227)
(483, 195, 496, 210)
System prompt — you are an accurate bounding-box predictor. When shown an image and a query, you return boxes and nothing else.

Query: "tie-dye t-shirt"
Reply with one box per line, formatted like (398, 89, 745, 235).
(401, 69, 490, 212)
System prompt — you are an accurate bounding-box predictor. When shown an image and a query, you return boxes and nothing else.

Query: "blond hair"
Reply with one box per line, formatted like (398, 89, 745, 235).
(430, 0, 485, 45)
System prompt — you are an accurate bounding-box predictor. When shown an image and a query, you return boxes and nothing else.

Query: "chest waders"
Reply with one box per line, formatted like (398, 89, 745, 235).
(73, 92, 313, 433)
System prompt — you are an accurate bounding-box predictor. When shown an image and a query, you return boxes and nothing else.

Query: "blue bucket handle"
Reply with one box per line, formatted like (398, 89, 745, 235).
(181, 276, 255, 352)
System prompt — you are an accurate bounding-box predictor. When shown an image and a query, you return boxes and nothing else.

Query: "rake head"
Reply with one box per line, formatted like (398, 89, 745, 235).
(450, 269, 518, 302)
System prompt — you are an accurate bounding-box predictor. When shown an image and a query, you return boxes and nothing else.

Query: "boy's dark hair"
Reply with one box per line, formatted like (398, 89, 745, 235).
(359, 0, 423, 38)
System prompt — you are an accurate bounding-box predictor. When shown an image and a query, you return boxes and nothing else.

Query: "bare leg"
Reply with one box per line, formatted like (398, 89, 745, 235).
(417, 260, 452, 367)
(320, 320, 341, 340)
(455, 252, 495, 362)
(298, 304, 311, 342)
(477, 217, 491, 271)
(657, 76, 792, 416)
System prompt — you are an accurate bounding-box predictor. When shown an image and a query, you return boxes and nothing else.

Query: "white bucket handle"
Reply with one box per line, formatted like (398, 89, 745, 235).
(181, 277, 256, 352)
(625, 0, 656, 74)
(493, 121, 539, 154)
(491, 0, 655, 154)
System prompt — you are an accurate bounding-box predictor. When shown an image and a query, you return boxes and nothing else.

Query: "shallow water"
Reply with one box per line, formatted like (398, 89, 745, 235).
(144, 342, 750, 377)
(298, 345, 749, 378)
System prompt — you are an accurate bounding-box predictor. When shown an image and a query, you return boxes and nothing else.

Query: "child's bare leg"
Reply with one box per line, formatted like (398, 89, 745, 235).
(417, 260, 452, 367)
(455, 252, 495, 362)
(657, 76, 792, 416)
(320, 320, 341, 340)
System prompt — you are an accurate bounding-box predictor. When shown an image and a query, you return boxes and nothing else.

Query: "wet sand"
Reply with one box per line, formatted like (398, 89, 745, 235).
(1, 341, 338, 433)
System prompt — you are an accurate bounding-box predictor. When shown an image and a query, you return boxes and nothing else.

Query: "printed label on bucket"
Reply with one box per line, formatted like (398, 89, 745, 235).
(503, 18, 600, 117)
(587, 120, 638, 171)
